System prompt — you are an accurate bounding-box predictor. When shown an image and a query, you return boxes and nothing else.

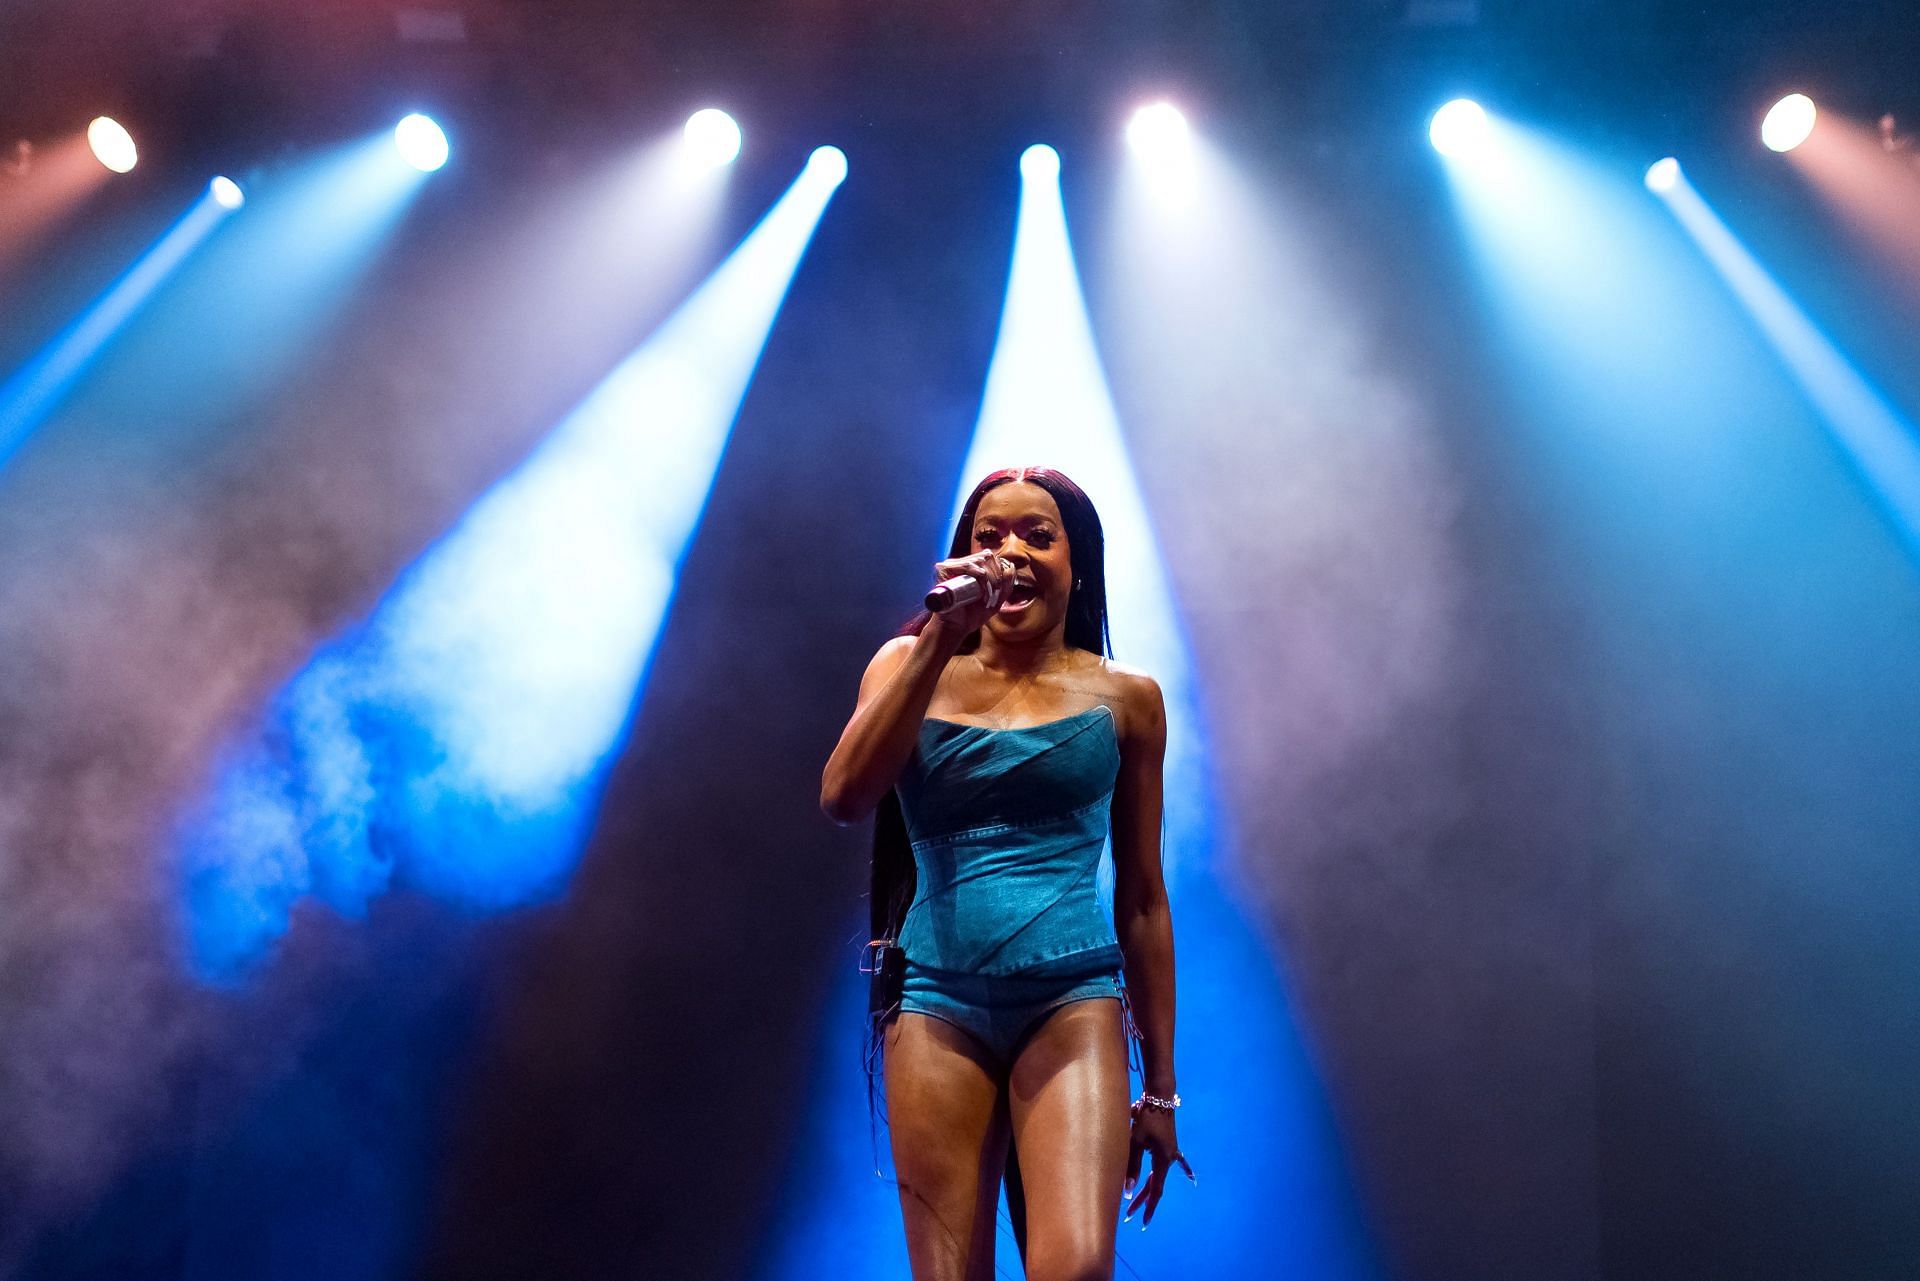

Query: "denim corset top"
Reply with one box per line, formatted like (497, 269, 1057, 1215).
(895, 705, 1122, 976)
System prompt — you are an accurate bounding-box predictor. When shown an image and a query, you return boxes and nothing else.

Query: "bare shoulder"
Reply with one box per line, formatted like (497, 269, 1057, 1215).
(870, 633, 917, 670)
(857, 634, 920, 702)
(1091, 657, 1165, 747)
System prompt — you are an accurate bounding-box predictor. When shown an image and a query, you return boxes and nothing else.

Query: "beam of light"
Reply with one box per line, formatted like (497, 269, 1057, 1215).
(951, 151, 1204, 864)
(175, 149, 845, 984)
(1784, 111, 1920, 307)
(1103, 126, 1411, 1281)
(209, 175, 245, 209)
(1429, 98, 1489, 159)
(390, 129, 739, 434)
(1435, 112, 1769, 449)
(1431, 111, 1877, 591)
(763, 142, 1383, 1281)
(683, 108, 743, 169)
(87, 116, 138, 173)
(394, 113, 450, 172)
(0, 187, 236, 469)
(35, 132, 434, 447)
(1654, 170, 1920, 561)
(1763, 93, 1818, 154)
(1645, 157, 1681, 193)
(1440, 121, 1920, 1261)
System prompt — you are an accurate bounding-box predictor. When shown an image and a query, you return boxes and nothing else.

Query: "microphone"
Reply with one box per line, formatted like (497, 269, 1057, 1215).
(925, 560, 1010, 614)
(924, 575, 991, 613)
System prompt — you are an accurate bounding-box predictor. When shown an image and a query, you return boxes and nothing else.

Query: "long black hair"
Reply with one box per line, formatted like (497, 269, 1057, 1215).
(867, 467, 1114, 1256)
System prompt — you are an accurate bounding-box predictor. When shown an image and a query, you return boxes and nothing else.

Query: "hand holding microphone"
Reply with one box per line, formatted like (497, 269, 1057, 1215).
(925, 552, 1014, 630)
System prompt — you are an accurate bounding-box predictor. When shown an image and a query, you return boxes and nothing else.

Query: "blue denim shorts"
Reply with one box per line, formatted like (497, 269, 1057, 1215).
(897, 953, 1124, 1069)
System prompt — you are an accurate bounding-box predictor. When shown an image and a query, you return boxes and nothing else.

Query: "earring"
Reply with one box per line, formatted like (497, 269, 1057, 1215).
(1074, 577, 1084, 590)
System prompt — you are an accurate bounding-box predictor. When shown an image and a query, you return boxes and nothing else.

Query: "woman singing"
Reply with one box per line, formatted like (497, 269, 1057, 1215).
(821, 467, 1189, 1281)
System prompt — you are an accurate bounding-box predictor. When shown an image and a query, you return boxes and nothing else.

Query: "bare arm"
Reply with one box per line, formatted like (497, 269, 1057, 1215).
(821, 551, 1013, 823)
(1111, 673, 1177, 1098)
(818, 622, 964, 824)
(1112, 672, 1188, 1222)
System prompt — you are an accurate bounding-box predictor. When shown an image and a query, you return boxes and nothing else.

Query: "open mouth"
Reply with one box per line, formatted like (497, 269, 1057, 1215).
(1000, 580, 1039, 611)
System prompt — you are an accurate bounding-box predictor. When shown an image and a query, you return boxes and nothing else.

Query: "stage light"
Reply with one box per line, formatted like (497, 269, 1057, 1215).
(209, 175, 245, 209)
(1763, 94, 1817, 153)
(683, 108, 742, 168)
(1429, 99, 1490, 158)
(1127, 102, 1192, 165)
(806, 144, 847, 186)
(87, 117, 137, 174)
(1020, 143, 1061, 182)
(1645, 158, 1681, 193)
(394, 113, 449, 172)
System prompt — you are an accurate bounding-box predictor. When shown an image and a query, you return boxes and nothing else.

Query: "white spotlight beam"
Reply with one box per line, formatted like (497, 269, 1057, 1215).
(374, 147, 847, 827)
(955, 145, 1203, 868)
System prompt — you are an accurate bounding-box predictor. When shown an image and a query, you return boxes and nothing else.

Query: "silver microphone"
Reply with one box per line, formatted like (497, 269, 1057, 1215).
(924, 560, 1010, 614)
(925, 576, 988, 613)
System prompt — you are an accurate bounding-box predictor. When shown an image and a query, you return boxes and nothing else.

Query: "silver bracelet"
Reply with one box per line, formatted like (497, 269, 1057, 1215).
(1132, 1091, 1181, 1113)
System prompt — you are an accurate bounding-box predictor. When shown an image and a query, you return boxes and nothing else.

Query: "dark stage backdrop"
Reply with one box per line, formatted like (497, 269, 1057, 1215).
(2, 6, 1918, 1280)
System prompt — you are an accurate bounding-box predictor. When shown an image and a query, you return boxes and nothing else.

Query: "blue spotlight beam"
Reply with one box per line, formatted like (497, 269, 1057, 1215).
(1433, 113, 1791, 508)
(1657, 172, 1920, 561)
(0, 190, 233, 468)
(142, 134, 429, 417)
(1, 133, 433, 474)
(177, 149, 846, 983)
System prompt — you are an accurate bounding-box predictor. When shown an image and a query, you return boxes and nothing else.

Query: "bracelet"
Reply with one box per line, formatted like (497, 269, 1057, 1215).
(1132, 1091, 1181, 1114)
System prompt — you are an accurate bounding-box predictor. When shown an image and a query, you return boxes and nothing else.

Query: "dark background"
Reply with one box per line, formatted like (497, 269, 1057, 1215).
(1, 2, 1917, 1278)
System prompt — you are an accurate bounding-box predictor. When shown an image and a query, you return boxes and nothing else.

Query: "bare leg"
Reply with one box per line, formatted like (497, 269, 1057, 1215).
(1006, 999, 1131, 1281)
(885, 1012, 1011, 1281)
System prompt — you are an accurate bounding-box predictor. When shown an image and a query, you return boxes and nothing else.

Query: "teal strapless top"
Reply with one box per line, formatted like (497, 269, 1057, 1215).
(895, 705, 1123, 976)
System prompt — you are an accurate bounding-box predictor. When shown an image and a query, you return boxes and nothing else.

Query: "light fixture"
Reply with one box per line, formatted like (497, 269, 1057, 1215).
(87, 117, 138, 173)
(394, 113, 450, 172)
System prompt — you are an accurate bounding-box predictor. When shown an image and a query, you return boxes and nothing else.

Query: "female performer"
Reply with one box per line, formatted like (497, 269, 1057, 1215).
(821, 467, 1188, 1281)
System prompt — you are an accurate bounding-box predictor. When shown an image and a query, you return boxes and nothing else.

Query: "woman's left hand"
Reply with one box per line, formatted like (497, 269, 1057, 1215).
(1123, 1101, 1193, 1227)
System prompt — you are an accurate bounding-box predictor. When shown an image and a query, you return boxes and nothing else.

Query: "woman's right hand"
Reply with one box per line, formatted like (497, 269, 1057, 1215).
(926, 551, 1014, 641)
